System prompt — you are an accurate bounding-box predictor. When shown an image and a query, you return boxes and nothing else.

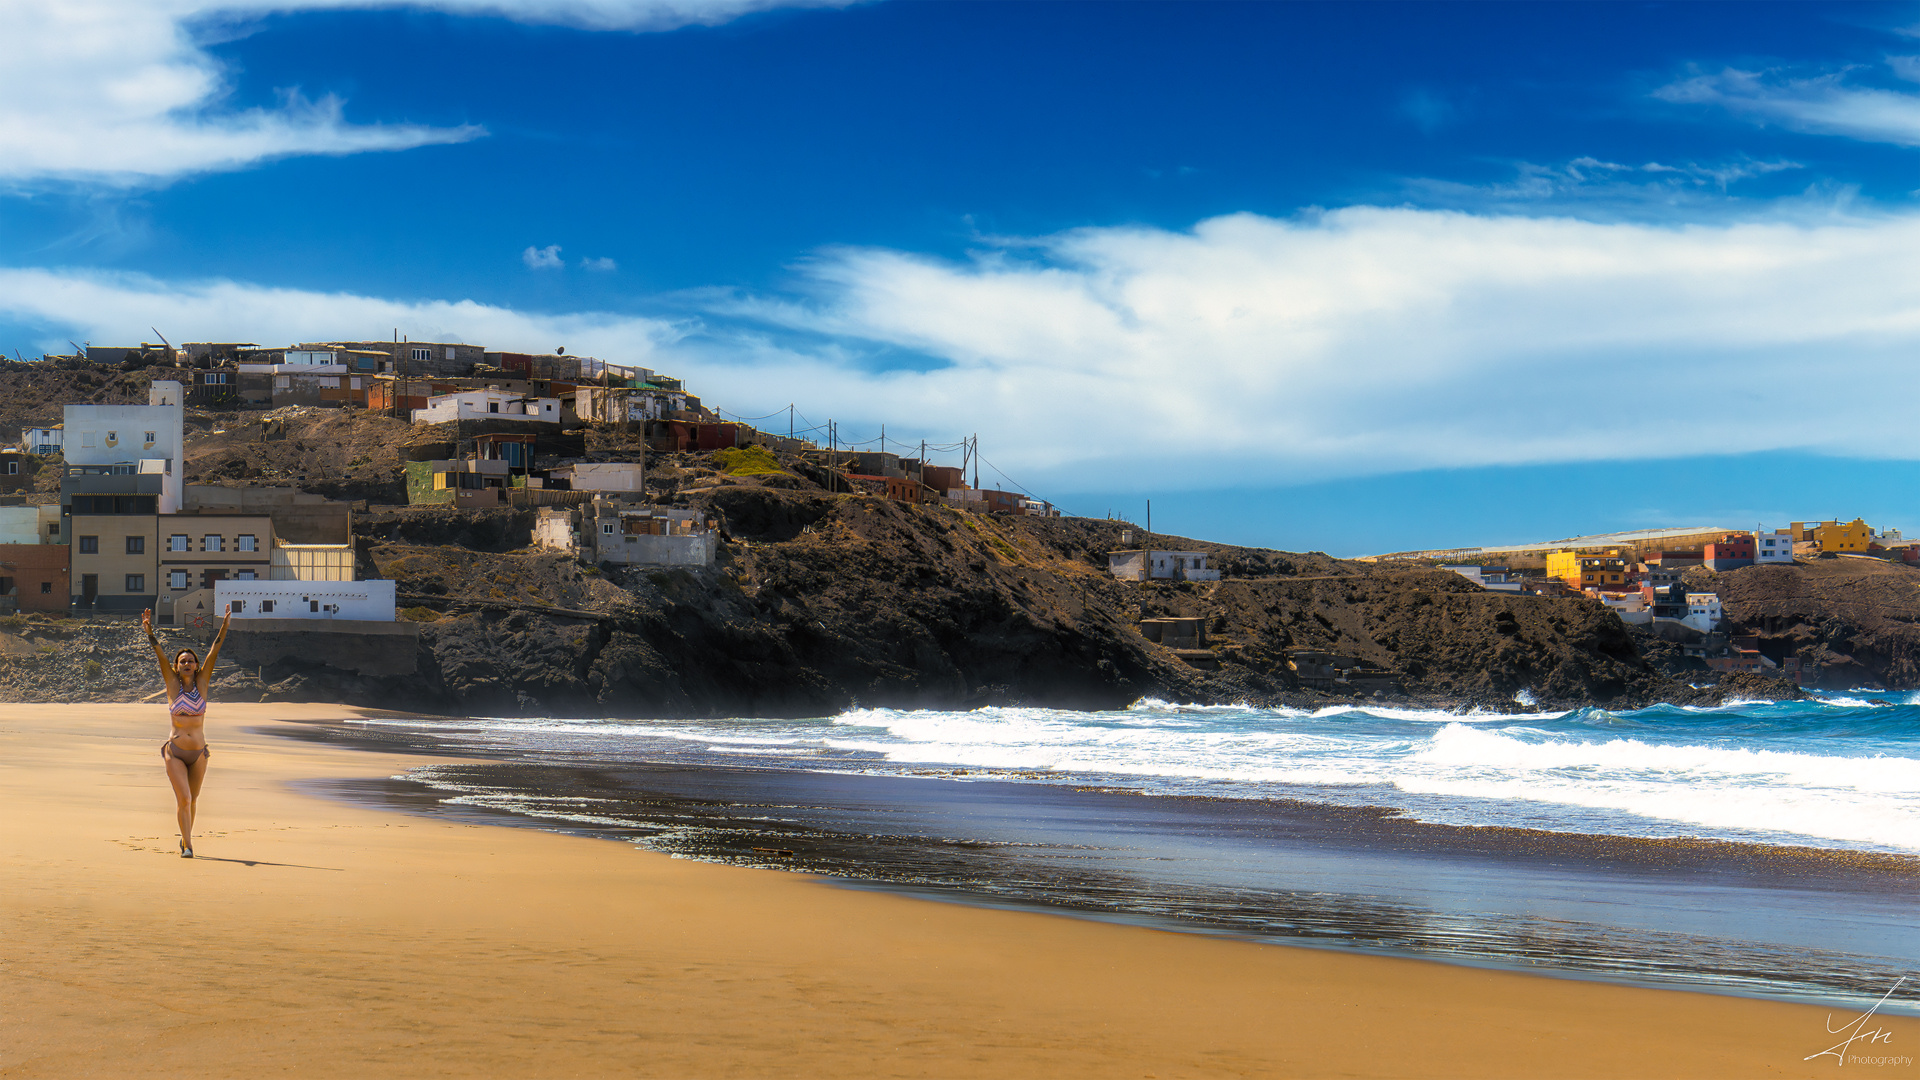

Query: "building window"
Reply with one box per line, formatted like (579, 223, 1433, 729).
(46, 524, 57, 537)
(236, 569, 256, 581)
(169, 570, 188, 589)
(601, 523, 615, 534)
(261, 600, 274, 613)
(40, 581, 51, 594)
(310, 600, 320, 612)
(4, 462, 15, 475)
(237, 534, 257, 552)
(230, 600, 245, 613)
(78, 535, 97, 554)
(203, 535, 223, 552)
(488, 402, 499, 413)
(125, 574, 145, 593)
(445, 346, 456, 360)
(144, 431, 155, 444)
(412, 347, 430, 362)
(125, 535, 144, 554)
(169, 534, 189, 552)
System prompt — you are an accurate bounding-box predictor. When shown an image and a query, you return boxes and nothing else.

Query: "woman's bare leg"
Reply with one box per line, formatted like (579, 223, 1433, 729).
(185, 752, 208, 843)
(164, 751, 194, 852)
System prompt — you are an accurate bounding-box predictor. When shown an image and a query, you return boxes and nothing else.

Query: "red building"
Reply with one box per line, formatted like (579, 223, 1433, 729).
(0, 543, 69, 613)
(921, 465, 966, 495)
(1704, 533, 1756, 570)
(646, 420, 744, 453)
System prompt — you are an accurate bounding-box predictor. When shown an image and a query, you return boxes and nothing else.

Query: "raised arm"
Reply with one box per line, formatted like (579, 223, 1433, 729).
(199, 606, 233, 693)
(142, 609, 179, 697)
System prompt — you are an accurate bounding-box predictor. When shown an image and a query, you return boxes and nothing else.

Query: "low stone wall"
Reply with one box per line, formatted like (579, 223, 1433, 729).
(226, 619, 420, 676)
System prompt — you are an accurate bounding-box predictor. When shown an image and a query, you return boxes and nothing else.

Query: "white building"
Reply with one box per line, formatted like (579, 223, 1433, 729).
(1683, 593, 1723, 634)
(0, 505, 63, 545)
(1107, 549, 1223, 582)
(534, 500, 714, 567)
(548, 462, 644, 493)
(215, 579, 396, 621)
(1440, 565, 1524, 592)
(1756, 530, 1794, 564)
(20, 424, 61, 454)
(63, 381, 185, 513)
(1599, 593, 1652, 626)
(412, 389, 561, 425)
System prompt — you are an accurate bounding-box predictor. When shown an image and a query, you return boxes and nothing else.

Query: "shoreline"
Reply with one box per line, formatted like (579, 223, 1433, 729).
(277, 719, 1920, 1016)
(5, 702, 1918, 1078)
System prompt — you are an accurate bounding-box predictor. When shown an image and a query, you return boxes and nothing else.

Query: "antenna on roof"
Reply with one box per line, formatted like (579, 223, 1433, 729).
(149, 327, 172, 349)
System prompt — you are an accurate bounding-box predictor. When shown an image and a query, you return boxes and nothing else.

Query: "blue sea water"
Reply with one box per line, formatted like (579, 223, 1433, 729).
(319, 692, 1920, 1012)
(360, 691, 1920, 855)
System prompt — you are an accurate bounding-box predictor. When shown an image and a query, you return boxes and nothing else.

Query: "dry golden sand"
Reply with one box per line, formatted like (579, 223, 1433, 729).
(3, 703, 1916, 1079)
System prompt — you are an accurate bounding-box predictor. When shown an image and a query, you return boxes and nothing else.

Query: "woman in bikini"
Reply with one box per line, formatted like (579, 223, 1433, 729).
(143, 605, 232, 858)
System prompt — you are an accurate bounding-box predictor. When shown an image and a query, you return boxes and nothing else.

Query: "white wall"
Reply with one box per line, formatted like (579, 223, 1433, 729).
(216, 579, 395, 621)
(0, 506, 41, 545)
(1756, 531, 1793, 563)
(412, 391, 560, 425)
(533, 509, 577, 552)
(21, 426, 62, 453)
(560, 462, 644, 492)
(64, 383, 184, 513)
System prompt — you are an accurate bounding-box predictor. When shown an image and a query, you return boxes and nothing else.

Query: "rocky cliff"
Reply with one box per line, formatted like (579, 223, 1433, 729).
(2, 469, 1766, 717)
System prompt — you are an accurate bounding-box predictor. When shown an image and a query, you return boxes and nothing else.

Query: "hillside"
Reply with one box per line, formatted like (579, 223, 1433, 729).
(1, 463, 1710, 716)
(0, 361, 1895, 713)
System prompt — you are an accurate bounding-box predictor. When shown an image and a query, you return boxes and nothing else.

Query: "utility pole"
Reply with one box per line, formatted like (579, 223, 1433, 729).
(788, 404, 794, 441)
(972, 434, 979, 490)
(1145, 499, 1153, 583)
(880, 424, 885, 455)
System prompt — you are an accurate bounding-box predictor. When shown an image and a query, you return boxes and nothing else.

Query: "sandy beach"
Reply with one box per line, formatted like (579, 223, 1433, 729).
(3, 703, 1915, 1078)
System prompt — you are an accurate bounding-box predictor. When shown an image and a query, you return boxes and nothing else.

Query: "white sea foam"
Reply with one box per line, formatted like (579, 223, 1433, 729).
(385, 697, 1920, 854)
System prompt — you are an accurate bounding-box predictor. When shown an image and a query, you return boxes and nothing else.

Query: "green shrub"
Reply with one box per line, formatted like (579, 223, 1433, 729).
(398, 606, 443, 623)
(83, 660, 103, 679)
(712, 446, 786, 476)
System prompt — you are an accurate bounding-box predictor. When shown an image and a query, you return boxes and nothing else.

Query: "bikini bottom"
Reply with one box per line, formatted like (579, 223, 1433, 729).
(162, 739, 209, 767)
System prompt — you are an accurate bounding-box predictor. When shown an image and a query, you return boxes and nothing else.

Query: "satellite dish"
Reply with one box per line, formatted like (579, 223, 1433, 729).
(556, 347, 566, 355)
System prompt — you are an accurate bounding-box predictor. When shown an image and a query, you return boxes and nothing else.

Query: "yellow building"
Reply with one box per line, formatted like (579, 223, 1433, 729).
(1545, 548, 1630, 592)
(1812, 518, 1871, 553)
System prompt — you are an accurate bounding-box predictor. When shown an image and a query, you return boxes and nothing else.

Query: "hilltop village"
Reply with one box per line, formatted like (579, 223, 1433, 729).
(0, 337, 1912, 713)
(1410, 521, 1903, 686)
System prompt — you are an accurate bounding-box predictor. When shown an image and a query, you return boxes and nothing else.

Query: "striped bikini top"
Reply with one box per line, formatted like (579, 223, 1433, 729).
(171, 685, 207, 717)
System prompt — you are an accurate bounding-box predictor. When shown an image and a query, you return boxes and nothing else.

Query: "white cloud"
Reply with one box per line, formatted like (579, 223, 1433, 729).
(19, 205, 1920, 497)
(0, 0, 847, 186)
(582, 256, 619, 272)
(0, 265, 687, 362)
(708, 206, 1920, 488)
(1655, 64, 1920, 147)
(523, 244, 564, 269)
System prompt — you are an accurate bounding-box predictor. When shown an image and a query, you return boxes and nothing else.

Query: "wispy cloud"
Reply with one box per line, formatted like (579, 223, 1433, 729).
(1655, 63, 1920, 147)
(0, 0, 849, 187)
(582, 256, 619, 272)
(1402, 154, 1805, 217)
(0, 265, 688, 360)
(523, 244, 565, 269)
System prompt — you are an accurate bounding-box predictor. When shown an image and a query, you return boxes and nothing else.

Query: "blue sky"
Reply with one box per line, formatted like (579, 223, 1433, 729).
(7, 1, 1920, 554)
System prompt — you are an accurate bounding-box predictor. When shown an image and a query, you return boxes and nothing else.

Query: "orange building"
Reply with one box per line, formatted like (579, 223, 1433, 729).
(1544, 548, 1630, 592)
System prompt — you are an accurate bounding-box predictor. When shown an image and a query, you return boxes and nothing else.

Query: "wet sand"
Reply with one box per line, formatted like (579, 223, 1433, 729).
(4, 703, 1917, 1078)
